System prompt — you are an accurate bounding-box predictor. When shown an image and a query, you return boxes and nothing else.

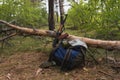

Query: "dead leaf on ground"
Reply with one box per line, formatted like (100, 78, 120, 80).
(6, 73, 12, 80)
(35, 68, 43, 76)
(83, 67, 89, 71)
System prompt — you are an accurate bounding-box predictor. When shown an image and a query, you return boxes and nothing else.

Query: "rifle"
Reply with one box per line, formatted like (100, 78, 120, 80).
(57, 14, 68, 35)
(53, 14, 68, 47)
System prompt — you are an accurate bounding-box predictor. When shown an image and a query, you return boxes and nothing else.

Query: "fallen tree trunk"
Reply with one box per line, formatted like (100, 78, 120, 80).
(0, 20, 120, 50)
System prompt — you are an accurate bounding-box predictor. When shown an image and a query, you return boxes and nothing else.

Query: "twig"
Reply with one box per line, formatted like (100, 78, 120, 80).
(105, 49, 108, 63)
(98, 70, 114, 78)
(0, 28, 15, 33)
(87, 49, 99, 65)
(0, 33, 16, 41)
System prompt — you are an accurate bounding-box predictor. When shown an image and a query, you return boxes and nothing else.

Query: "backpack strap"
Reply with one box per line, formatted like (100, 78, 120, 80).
(75, 46, 86, 67)
(61, 48, 72, 70)
(48, 41, 62, 62)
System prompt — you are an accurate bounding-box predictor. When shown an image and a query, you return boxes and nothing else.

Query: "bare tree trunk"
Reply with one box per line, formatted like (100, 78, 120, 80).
(59, 0, 64, 24)
(55, 0, 59, 23)
(0, 20, 120, 50)
(48, 0, 55, 30)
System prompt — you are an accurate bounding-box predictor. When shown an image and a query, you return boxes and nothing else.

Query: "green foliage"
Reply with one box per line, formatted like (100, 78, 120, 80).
(0, 0, 48, 55)
(67, 0, 99, 32)
(67, 0, 120, 39)
(0, 0, 47, 28)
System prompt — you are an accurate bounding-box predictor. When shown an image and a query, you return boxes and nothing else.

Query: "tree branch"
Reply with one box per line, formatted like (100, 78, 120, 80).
(0, 20, 120, 50)
(0, 33, 17, 41)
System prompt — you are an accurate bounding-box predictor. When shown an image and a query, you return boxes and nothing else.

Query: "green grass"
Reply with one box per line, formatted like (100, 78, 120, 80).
(0, 26, 85, 56)
(0, 26, 120, 57)
(0, 36, 53, 56)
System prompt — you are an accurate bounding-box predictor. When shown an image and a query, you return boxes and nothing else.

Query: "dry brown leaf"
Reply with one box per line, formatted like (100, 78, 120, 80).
(6, 73, 12, 80)
(35, 68, 43, 76)
(83, 67, 89, 71)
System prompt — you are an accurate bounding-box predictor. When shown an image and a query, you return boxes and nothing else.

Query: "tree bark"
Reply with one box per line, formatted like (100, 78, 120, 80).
(55, 0, 59, 23)
(59, 0, 64, 24)
(48, 0, 55, 30)
(0, 20, 120, 50)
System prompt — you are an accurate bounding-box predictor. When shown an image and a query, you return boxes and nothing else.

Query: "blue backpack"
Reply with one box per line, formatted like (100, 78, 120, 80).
(49, 39, 87, 71)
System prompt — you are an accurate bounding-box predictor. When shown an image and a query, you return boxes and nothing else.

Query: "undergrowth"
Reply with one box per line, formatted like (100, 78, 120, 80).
(0, 27, 120, 58)
(0, 36, 53, 56)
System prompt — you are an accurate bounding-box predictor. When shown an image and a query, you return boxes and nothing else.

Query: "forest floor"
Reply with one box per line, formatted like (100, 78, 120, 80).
(0, 52, 120, 80)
